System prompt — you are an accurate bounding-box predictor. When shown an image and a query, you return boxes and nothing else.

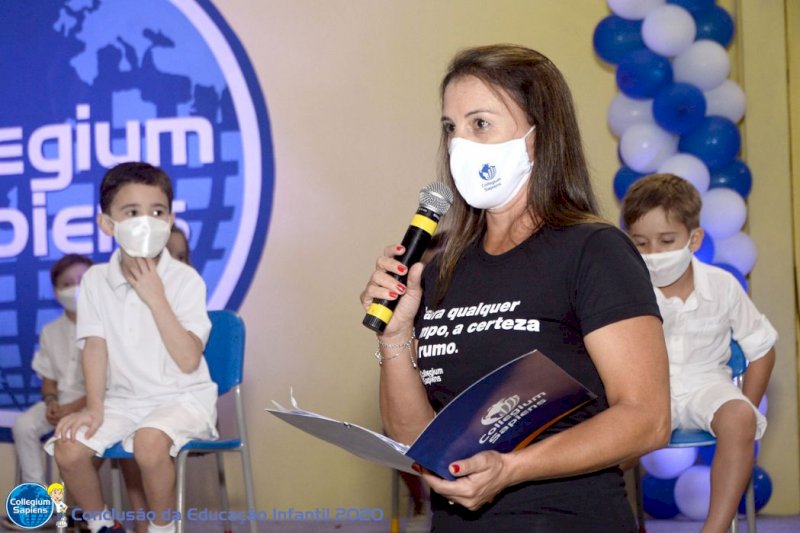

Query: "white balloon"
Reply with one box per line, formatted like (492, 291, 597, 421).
(700, 188, 747, 240)
(657, 153, 710, 193)
(620, 123, 679, 173)
(642, 5, 696, 57)
(673, 40, 731, 91)
(675, 466, 712, 521)
(704, 80, 747, 123)
(607, 0, 666, 20)
(608, 92, 654, 137)
(641, 447, 698, 479)
(713, 231, 757, 275)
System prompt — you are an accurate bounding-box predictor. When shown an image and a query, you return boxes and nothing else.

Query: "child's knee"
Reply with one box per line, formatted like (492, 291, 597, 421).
(133, 429, 172, 468)
(712, 400, 756, 439)
(54, 439, 94, 469)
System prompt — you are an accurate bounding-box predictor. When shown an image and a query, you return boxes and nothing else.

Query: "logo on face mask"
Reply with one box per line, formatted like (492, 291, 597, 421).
(479, 164, 496, 181)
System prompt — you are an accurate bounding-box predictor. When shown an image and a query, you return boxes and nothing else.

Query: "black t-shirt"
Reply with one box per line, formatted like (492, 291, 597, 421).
(415, 223, 660, 532)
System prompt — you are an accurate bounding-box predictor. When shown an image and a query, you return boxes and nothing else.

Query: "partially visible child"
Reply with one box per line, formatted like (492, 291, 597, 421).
(15, 254, 92, 483)
(166, 226, 190, 265)
(2, 254, 92, 531)
(51, 162, 217, 533)
(621, 173, 777, 532)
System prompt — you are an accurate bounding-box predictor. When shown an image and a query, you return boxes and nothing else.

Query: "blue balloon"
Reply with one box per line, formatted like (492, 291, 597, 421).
(713, 262, 748, 291)
(668, 0, 716, 14)
(616, 49, 673, 99)
(694, 5, 735, 48)
(653, 83, 707, 134)
(614, 166, 644, 201)
(642, 474, 680, 519)
(694, 231, 715, 263)
(697, 444, 716, 465)
(710, 159, 753, 197)
(593, 16, 645, 65)
(738, 465, 772, 513)
(679, 116, 741, 170)
(697, 441, 758, 466)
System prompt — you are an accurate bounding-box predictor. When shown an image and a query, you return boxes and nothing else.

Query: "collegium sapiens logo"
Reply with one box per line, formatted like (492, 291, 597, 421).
(5, 483, 54, 529)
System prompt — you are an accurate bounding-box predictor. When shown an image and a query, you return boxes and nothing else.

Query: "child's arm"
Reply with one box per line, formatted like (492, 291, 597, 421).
(55, 336, 107, 440)
(742, 347, 776, 408)
(127, 257, 203, 373)
(57, 396, 87, 418)
(42, 378, 60, 425)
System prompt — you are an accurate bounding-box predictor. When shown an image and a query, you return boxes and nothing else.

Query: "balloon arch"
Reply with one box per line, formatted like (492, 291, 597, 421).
(594, 0, 772, 519)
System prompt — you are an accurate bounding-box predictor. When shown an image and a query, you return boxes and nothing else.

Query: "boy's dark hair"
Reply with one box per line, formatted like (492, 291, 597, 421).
(99, 162, 173, 214)
(621, 173, 702, 231)
(51, 254, 93, 286)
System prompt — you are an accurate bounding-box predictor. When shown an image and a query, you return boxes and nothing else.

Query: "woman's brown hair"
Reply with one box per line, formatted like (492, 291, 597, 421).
(435, 44, 600, 303)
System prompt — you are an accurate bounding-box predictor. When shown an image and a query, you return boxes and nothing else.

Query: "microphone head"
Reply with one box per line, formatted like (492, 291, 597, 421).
(419, 182, 454, 216)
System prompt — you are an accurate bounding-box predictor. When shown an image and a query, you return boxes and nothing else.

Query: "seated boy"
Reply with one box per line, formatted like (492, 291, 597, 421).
(621, 173, 776, 532)
(51, 162, 217, 533)
(2, 254, 92, 531)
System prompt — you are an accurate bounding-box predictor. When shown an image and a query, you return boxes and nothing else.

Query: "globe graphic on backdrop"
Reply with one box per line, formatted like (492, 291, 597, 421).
(0, 0, 272, 410)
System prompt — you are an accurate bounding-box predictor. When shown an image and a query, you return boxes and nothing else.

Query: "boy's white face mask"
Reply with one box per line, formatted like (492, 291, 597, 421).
(641, 237, 694, 287)
(448, 126, 535, 210)
(110, 215, 171, 258)
(56, 285, 78, 312)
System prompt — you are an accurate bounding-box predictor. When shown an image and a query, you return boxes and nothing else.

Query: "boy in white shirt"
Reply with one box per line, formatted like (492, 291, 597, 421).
(51, 162, 217, 533)
(621, 173, 776, 533)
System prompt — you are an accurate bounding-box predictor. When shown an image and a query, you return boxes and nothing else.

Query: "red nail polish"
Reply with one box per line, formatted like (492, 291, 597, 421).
(451, 464, 460, 474)
(397, 265, 407, 274)
(389, 291, 398, 298)
(411, 464, 421, 473)
(395, 245, 403, 252)
(397, 284, 406, 293)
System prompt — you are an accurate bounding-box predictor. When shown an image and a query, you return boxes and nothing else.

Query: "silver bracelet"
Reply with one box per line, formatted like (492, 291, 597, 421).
(374, 333, 417, 368)
(377, 333, 416, 350)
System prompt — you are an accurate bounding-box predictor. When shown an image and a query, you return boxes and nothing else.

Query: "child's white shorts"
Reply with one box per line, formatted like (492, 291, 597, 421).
(671, 372, 766, 439)
(45, 396, 217, 457)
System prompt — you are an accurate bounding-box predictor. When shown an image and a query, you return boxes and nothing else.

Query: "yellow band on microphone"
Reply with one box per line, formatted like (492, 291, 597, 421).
(367, 302, 394, 324)
(410, 214, 438, 236)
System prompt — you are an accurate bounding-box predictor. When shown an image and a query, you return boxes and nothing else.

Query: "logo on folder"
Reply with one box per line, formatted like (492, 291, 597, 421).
(0, 0, 273, 409)
(481, 395, 520, 425)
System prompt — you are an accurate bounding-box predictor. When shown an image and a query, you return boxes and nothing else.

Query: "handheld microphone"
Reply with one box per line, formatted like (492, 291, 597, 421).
(363, 182, 454, 333)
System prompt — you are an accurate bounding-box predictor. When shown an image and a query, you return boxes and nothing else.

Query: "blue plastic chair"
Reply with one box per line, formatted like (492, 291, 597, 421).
(634, 341, 758, 533)
(105, 310, 256, 533)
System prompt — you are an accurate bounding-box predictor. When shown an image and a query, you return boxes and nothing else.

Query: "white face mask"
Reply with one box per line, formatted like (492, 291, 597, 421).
(111, 215, 171, 258)
(641, 237, 694, 287)
(56, 285, 78, 312)
(449, 126, 535, 210)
